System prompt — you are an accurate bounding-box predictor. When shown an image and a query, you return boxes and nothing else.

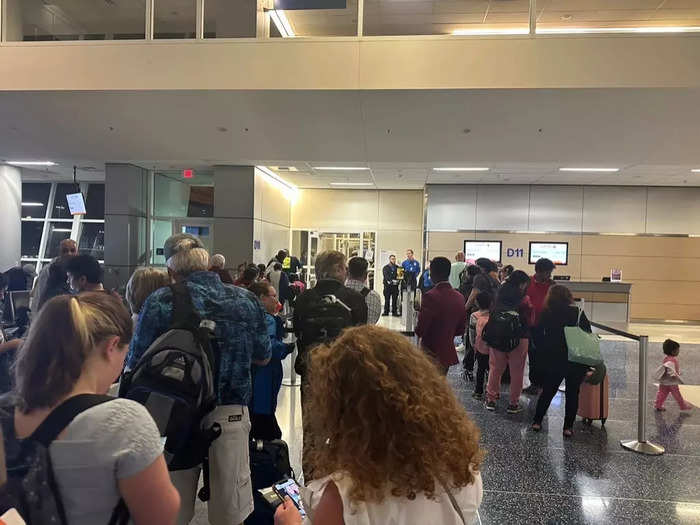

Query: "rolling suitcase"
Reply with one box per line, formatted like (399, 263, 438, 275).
(577, 374, 609, 426)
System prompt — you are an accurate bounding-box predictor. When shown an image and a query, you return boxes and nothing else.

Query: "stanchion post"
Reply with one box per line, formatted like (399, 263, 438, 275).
(620, 335, 665, 455)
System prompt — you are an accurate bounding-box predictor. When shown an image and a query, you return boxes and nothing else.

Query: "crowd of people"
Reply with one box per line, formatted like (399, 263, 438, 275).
(0, 236, 484, 525)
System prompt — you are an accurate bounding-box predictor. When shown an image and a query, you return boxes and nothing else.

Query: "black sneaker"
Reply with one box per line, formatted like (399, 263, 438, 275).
(485, 400, 496, 411)
(472, 392, 484, 401)
(522, 385, 540, 395)
(382, 312, 389, 316)
(507, 404, 523, 414)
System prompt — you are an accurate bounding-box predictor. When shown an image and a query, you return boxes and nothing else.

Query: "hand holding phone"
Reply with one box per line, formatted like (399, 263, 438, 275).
(274, 497, 302, 525)
(273, 478, 306, 518)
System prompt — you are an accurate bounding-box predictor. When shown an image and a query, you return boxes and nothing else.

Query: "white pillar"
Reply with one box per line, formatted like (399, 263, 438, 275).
(0, 165, 22, 271)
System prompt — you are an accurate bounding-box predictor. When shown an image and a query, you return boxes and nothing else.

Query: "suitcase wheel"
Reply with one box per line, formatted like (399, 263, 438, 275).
(583, 418, 593, 426)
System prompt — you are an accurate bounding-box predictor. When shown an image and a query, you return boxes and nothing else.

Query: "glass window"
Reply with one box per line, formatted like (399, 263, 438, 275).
(536, 1, 700, 32)
(45, 223, 73, 259)
(21, 183, 51, 219)
(84, 184, 106, 220)
(270, 0, 358, 37)
(155, 0, 196, 39)
(52, 184, 78, 220)
(363, 0, 529, 36)
(9, 0, 147, 42)
(188, 186, 214, 217)
(204, 0, 257, 38)
(151, 219, 173, 265)
(21, 222, 44, 259)
(79, 223, 105, 260)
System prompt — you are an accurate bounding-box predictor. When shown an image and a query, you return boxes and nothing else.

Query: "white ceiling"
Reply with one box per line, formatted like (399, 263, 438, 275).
(3, 88, 700, 188)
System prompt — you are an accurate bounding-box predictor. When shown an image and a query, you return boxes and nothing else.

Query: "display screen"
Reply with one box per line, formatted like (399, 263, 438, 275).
(529, 242, 568, 266)
(274, 479, 306, 517)
(66, 192, 86, 215)
(464, 240, 502, 263)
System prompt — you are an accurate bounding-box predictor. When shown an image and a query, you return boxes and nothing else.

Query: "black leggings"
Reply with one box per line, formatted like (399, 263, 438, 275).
(534, 362, 589, 429)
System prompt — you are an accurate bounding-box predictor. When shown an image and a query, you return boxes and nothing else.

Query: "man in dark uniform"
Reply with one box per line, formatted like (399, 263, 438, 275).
(382, 254, 400, 316)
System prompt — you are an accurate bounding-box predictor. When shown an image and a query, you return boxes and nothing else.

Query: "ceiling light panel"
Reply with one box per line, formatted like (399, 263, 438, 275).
(433, 167, 490, 172)
(559, 167, 619, 173)
(7, 161, 57, 166)
(314, 166, 370, 171)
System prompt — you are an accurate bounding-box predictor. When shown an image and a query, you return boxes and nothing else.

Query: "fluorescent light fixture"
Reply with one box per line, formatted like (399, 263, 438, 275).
(433, 167, 490, 172)
(7, 161, 56, 166)
(559, 167, 619, 173)
(452, 28, 529, 36)
(268, 9, 294, 38)
(314, 166, 370, 171)
(21, 202, 44, 206)
(51, 228, 72, 233)
(538, 26, 700, 35)
(256, 166, 299, 201)
(330, 182, 374, 187)
(692, 169, 700, 173)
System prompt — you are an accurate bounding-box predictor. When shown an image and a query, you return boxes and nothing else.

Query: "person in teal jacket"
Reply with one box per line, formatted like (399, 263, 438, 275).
(249, 281, 294, 440)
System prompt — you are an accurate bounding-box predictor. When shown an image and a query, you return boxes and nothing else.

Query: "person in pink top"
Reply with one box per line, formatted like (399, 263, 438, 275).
(654, 339, 693, 411)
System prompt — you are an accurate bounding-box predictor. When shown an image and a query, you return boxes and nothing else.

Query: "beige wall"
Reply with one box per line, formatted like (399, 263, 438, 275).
(291, 189, 424, 297)
(253, 170, 292, 265)
(3, 35, 700, 90)
(427, 231, 700, 322)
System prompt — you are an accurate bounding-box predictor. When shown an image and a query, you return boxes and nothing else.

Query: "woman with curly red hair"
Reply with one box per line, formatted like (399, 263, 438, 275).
(276, 325, 483, 524)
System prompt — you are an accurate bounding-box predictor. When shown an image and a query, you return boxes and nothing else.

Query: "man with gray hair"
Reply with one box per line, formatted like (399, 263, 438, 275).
(209, 253, 234, 284)
(127, 233, 271, 525)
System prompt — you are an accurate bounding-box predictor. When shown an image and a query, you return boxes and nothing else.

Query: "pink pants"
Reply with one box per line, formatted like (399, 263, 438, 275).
(487, 339, 528, 404)
(655, 385, 691, 410)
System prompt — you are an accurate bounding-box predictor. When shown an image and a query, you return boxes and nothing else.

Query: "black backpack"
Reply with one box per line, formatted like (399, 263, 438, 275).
(295, 289, 355, 375)
(482, 310, 522, 352)
(245, 439, 294, 525)
(0, 394, 125, 525)
(120, 283, 220, 472)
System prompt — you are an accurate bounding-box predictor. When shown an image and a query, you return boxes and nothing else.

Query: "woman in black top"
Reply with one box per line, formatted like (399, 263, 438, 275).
(531, 285, 592, 437)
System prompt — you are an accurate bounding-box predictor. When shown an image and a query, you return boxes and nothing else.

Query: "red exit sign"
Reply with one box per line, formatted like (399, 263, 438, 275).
(183, 169, 194, 179)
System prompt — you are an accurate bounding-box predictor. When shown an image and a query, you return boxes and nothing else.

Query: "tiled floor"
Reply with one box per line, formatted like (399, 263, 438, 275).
(193, 329, 700, 524)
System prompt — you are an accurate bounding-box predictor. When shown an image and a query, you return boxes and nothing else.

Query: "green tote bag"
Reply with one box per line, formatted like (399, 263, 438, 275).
(564, 308, 603, 366)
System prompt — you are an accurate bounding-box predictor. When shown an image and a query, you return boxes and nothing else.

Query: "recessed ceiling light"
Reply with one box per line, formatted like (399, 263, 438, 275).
(314, 166, 370, 171)
(691, 169, 700, 173)
(433, 167, 490, 172)
(559, 167, 619, 173)
(329, 182, 374, 187)
(452, 28, 529, 36)
(21, 202, 44, 206)
(7, 161, 57, 166)
(538, 26, 700, 35)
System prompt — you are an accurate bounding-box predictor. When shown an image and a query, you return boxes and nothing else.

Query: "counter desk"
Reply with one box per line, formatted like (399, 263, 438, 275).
(558, 281, 631, 323)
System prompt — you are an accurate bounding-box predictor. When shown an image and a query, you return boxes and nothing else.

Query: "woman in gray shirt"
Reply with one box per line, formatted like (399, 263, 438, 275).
(10, 292, 180, 525)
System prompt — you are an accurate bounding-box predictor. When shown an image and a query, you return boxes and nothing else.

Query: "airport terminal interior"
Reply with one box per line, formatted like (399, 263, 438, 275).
(1, 1, 700, 524)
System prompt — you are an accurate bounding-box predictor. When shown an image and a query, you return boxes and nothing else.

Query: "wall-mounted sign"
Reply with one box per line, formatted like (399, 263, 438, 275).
(506, 248, 525, 258)
(611, 269, 622, 282)
(254, 240, 261, 250)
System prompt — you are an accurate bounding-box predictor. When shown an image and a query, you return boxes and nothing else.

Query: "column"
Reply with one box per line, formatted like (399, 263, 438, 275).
(104, 163, 148, 290)
(213, 165, 255, 267)
(0, 165, 21, 271)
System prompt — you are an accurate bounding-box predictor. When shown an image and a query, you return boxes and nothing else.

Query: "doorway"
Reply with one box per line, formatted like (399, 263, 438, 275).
(291, 230, 376, 288)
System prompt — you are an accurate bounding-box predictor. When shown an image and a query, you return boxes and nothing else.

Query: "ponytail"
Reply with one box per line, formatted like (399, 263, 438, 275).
(14, 292, 132, 413)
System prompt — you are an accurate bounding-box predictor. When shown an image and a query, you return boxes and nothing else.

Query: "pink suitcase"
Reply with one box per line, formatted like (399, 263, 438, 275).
(577, 374, 609, 426)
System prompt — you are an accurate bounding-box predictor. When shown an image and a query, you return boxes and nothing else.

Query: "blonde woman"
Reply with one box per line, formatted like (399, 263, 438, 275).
(125, 267, 170, 325)
(278, 325, 483, 524)
(4, 293, 179, 524)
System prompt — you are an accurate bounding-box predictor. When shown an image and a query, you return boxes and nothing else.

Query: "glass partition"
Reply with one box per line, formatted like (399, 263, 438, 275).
(21, 183, 50, 220)
(363, 0, 530, 36)
(271, 0, 359, 37)
(204, 0, 257, 38)
(8, 0, 147, 41)
(536, 0, 700, 32)
(154, 0, 196, 39)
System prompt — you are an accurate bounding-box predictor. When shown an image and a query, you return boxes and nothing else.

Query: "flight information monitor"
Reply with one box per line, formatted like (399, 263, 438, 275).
(529, 242, 568, 266)
(464, 240, 502, 263)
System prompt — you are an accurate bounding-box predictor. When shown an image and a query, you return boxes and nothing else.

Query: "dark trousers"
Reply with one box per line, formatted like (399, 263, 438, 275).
(534, 362, 589, 429)
(528, 337, 543, 387)
(383, 284, 399, 314)
(474, 352, 490, 394)
(250, 412, 282, 441)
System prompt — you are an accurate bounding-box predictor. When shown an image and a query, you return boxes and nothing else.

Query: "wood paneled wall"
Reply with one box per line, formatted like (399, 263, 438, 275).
(427, 232, 700, 321)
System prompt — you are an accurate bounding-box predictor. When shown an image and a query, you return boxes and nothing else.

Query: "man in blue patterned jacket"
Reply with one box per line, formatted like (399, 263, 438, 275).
(127, 233, 271, 525)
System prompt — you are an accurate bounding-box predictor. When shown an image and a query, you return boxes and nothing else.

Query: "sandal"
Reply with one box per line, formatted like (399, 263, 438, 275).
(563, 428, 574, 438)
(531, 423, 542, 432)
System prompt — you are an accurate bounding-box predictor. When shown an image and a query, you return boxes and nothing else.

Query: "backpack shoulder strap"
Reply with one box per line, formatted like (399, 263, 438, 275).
(170, 282, 200, 330)
(361, 287, 370, 298)
(31, 394, 113, 447)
